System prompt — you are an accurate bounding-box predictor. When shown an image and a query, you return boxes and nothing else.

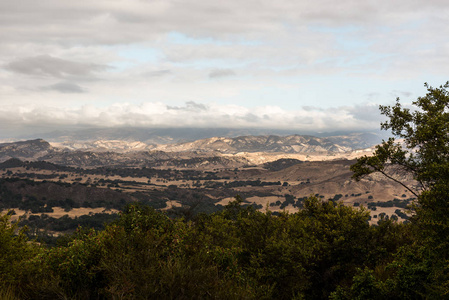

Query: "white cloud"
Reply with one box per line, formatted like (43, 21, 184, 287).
(1, 0, 446, 43)
(0, 101, 386, 135)
(0, 0, 448, 137)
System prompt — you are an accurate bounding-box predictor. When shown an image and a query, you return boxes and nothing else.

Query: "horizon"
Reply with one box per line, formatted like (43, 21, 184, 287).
(0, 126, 390, 144)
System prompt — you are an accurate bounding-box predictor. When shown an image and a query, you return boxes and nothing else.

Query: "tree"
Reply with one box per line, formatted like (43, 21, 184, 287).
(351, 82, 449, 224)
(350, 82, 449, 297)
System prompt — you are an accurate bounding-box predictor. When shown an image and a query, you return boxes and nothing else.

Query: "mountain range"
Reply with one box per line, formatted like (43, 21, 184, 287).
(10, 127, 388, 146)
(0, 132, 380, 168)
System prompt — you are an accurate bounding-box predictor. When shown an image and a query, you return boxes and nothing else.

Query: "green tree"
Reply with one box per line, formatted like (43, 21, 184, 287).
(351, 82, 449, 297)
(0, 212, 49, 299)
(351, 82, 449, 231)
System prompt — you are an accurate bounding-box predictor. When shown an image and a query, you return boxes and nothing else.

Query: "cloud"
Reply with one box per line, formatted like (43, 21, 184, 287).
(0, 101, 389, 137)
(390, 90, 413, 98)
(209, 68, 236, 78)
(239, 113, 260, 122)
(142, 69, 172, 77)
(1, 0, 448, 137)
(167, 101, 208, 111)
(41, 82, 86, 94)
(4, 55, 110, 78)
(346, 103, 386, 122)
(2, 0, 448, 44)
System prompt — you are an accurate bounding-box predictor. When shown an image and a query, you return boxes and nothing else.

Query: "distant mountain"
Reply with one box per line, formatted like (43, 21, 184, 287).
(0, 132, 379, 168)
(40, 150, 251, 169)
(19, 127, 387, 146)
(51, 140, 152, 152)
(0, 139, 55, 161)
(44, 132, 382, 154)
(31, 127, 303, 144)
(153, 134, 376, 154)
(263, 159, 304, 171)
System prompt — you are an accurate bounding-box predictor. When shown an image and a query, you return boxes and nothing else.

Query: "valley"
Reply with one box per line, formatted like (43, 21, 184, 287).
(0, 140, 413, 236)
(0, 134, 416, 237)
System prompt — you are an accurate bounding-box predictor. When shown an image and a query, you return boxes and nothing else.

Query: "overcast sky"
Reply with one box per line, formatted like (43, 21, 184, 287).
(1, 0, 448, 137)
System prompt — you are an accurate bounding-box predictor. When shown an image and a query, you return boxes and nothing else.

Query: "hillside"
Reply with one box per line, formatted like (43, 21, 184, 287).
(0, 135, 415, 236)
(0, 139, 55, 161)
(49, 132, 380, 154)
(0, 134, 377, 169)
(153, 135, 354, 153)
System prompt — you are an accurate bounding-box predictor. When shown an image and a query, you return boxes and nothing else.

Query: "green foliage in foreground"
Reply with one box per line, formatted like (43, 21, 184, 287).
(0, 198, 411, 300)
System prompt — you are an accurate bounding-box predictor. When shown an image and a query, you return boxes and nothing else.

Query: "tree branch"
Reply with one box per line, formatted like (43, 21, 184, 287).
(374, 167, 420, 198)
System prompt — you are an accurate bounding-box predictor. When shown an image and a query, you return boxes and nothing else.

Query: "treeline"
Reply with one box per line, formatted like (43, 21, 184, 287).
(0, 176, 283, 219)
(367, 198, 414, 209)
(0, 197, 420, 299)
(0, 178, 133, 212)
(0, 158, 73, 171)
(202, 179, 283, 189)
(1, 158, 229, 181)
(19, 212, 119, 234)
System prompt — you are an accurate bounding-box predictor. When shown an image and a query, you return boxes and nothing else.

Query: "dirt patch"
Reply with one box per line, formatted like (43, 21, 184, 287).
(215, 197, 234, 206)
(246, 196, 283, 207)
(1, 207, 119, 222)
(162, 200, 182, 210)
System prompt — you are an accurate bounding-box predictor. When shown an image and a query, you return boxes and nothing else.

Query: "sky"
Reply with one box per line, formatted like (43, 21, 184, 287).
(1, 0, 449, 137)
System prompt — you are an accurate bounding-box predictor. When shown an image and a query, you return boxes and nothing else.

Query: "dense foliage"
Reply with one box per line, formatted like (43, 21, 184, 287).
(350, 82, 449, 298)
(0, 197, 409, 299)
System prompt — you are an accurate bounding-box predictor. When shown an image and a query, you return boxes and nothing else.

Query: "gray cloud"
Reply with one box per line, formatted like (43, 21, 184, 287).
(0, 101, 389, 137)
(346, 103, 386, 122)
(302, 106, 325, 112)
(142, 69, 172, 77)
(209, 68, 236, 78)
(293, 116, 314, 124)
(167, 101, 208, 111)
(2, 0, 448, 44)
(391, 90, 413, 98)
(239, 113, 259, 122)
(5, 55, 110, 78)
(365, 92, 380, 100)
(41, 82, 86, 94)
(0, 0, 448, 137)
